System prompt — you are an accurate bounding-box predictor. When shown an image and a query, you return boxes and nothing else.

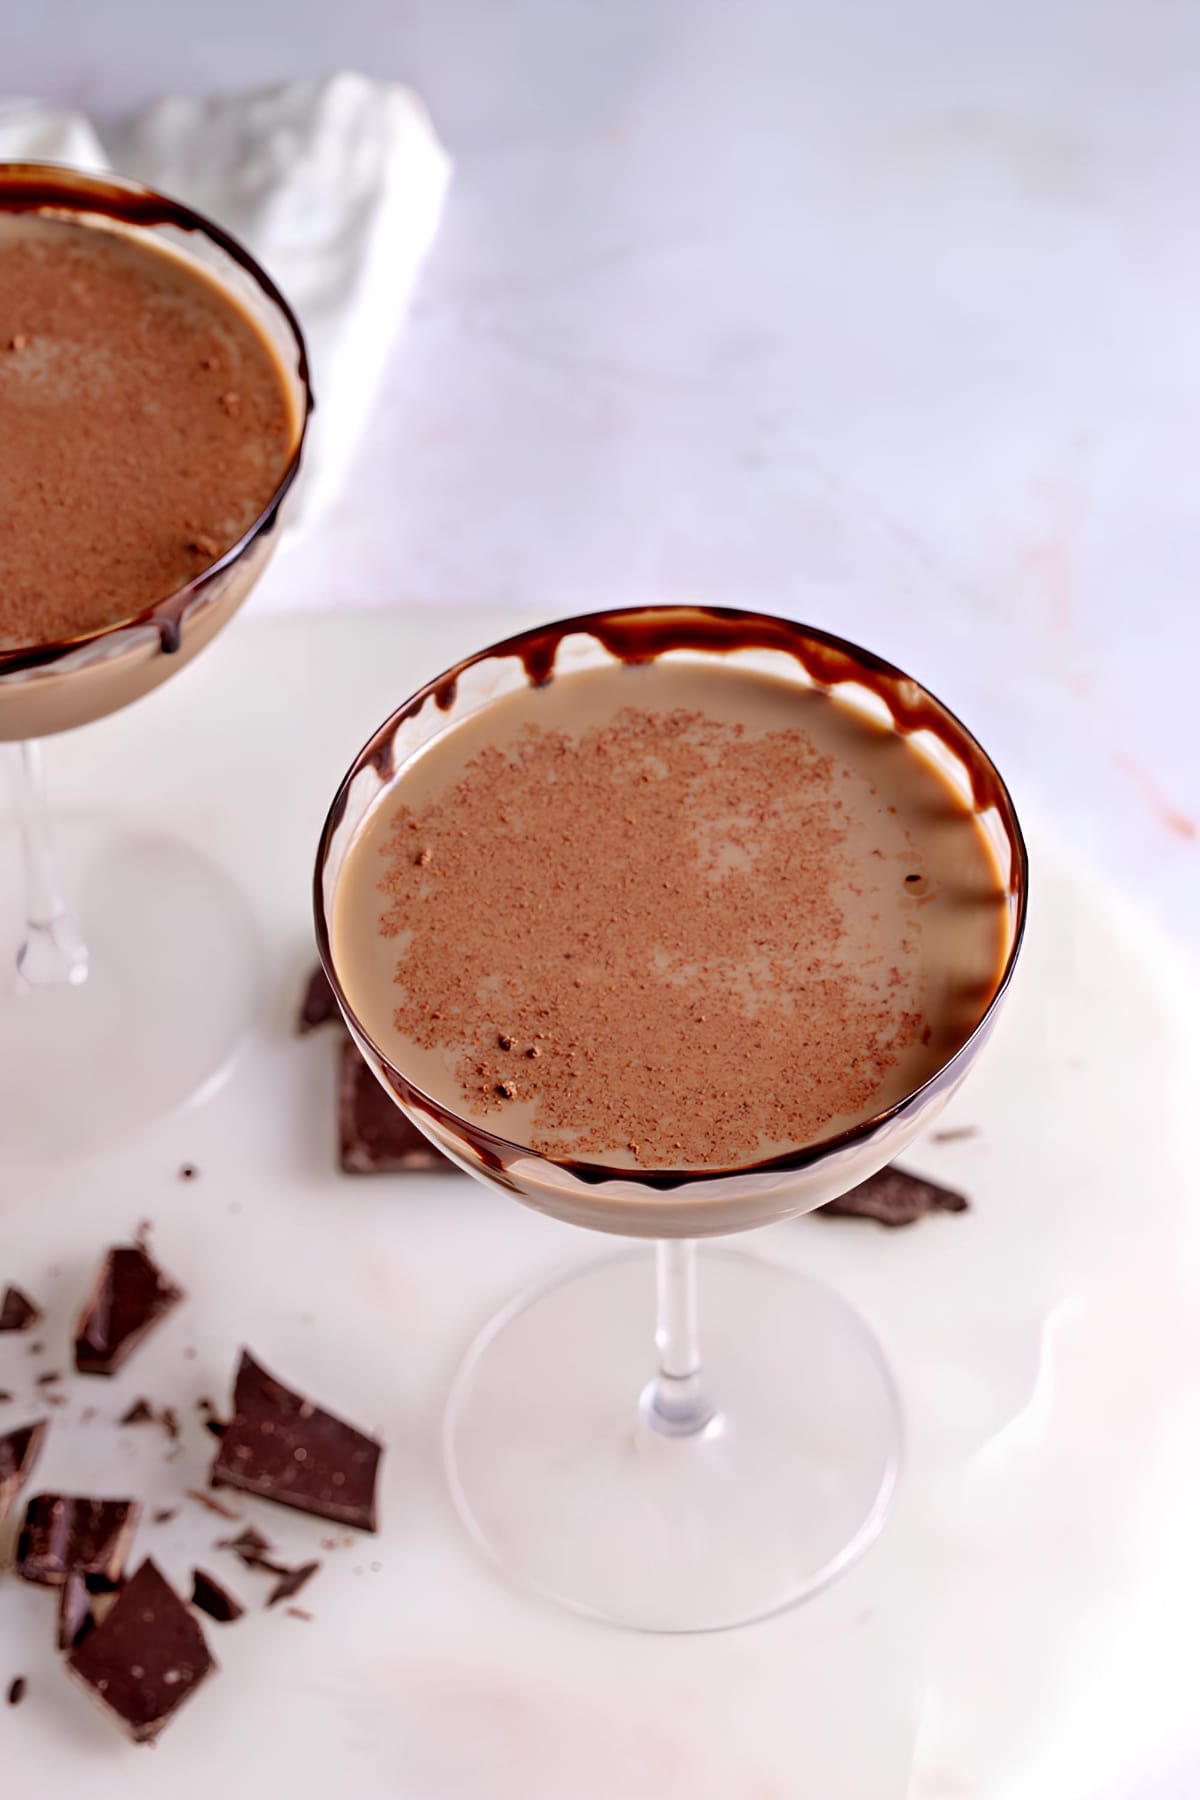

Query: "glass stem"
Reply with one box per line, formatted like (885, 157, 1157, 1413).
(642, 1239, 714, 1437)
(5, 741, 89, 989)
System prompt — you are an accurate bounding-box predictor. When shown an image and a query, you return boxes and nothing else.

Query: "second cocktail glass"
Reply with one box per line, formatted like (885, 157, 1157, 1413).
(315, 607, 1027, 1631)
(0, 163, 311, 1157)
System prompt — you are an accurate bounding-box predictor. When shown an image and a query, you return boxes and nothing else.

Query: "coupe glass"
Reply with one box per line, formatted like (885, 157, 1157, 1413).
(0, 163, 311, 1158)
(315, 607, 1027, 1631)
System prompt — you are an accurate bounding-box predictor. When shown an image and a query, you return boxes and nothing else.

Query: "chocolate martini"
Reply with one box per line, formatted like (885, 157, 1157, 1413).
(332, 657, 1008, 1170)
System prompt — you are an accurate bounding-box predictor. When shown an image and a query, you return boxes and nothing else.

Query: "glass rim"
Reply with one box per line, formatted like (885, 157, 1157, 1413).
(314, 603, 1030, 1191)
(0, 160, 314, 677)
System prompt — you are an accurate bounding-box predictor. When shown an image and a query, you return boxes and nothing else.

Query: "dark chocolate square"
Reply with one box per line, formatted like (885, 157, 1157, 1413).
(68, 1560, 216, 1743)
(211, 1350, 381, 1532)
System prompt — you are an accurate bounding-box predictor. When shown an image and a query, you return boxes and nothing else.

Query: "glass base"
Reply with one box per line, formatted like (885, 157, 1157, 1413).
(0, 817, 265, 1161)
(444, 1249, 901, 1632)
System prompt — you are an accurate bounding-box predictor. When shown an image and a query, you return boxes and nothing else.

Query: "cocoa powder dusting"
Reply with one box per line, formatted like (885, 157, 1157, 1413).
(375, 708, 925, 1167)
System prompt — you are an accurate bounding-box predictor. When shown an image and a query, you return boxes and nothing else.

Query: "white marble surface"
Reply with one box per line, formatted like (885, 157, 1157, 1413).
(12, 0, 1200, 954)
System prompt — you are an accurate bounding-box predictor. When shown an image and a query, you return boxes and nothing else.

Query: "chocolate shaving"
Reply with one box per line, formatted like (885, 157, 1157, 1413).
(0, 1286, 41, 1332)
(338, 1040, 456, 1175)
(74, 1244, 182, 1376)
(297, 963, 341, 1034)
(820, 1164, 969, 1227)
(152, 1507, 178, 1526)
(211, 1349, 382, 1531)
(7, 1676, 26, 1706)
(266, 1561, 319, 1608)
(17, 1494, 140, 1590)
(0, 1420, 48, 1528)
(931, 1126, 980, 1144)
(190, 1569, 245, 1624)
(67, 1560, 216, 1744)
(285, 1607, 312, 1621)
(58, 1571, 96, 1650)
(216, 1525, 273, 1560)
(186, 1488, 241, 1521)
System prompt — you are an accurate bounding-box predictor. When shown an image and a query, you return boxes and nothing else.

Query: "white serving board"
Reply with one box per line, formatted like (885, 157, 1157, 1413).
(1, 609, 1196, 1800)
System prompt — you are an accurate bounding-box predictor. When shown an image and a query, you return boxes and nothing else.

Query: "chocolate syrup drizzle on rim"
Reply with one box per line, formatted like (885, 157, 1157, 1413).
(0, 162, 314, 678)
(317, 608, 1029, 1193)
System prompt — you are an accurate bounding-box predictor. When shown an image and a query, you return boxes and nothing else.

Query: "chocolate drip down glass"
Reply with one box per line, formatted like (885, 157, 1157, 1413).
(0, 164, 311, 1157)
(316, 607, 1027, 1631)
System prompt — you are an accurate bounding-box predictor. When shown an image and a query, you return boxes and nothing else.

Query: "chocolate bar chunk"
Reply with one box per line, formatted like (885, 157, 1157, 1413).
(0, 1285, 41, 1332)
(821, 1164, 969, 1228)
(74, 1245, 183, 1376)
(211, 1350, 381, 1532)
(58, 1572, 96, 1650)
(17, 1494, 140, 1590)
(67, 1560, 216, 1743)
(339, 1040, 455, 1175)
(0, 1420, 48, 1527)
(266, 1561, 319, 1608)
(297, 962, 341, 1033)
(190, 1569, 244, 1625)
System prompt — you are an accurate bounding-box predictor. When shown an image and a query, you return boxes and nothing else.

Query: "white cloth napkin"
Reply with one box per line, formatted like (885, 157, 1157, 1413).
(0, 75, 450, 537)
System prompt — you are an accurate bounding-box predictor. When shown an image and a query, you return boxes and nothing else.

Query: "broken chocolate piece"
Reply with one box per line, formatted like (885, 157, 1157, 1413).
(339, 1039, 456, 1175)
(266, 1560, 319, 1608)
(0, 1286, 41, 1332)
(821, 1164, 969, 1228)
(17, 1494, 140, 1590)
(297, 962, 342, 1033)
(7, 1676, 26, 1706)
(58, 1572, 96, 1650)
(0, 1420, 48, 1527)
(211, 1350, 382, 1531)
(190, 1569, 245, 1624)
(74, 1245, 182, 1376)
(67, 1560, 216, 1743)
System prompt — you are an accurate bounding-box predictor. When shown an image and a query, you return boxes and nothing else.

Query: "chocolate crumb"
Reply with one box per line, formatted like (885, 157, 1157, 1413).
(8, 334, 29, 352)
(285, 1607, 312, 1621)
(120, 1399, 155, 1425)
(497, 1032, 514, 1050)
(7, 1676, 26, 1706)
(204, 1418, 227, 1439)
(0, 1286, 41, 1333)
(931, 1126, 980, 1144)
(191, 1569, 245, 1625)
(27, 1342, 44, 1357)
(905, 873, 923, 883)
(35, 1371, 62, 1387)
(496, 1080, 517, 1100)
(185, 534, 220, 559)
(526, 1044, 541, 1058)
(415, 847, 432, 867)
(219, 391, 240, 416)
(0, 1392, 12, 1404)
(152, 1508, 178, 1525)
(179, 1163, 199, 1181)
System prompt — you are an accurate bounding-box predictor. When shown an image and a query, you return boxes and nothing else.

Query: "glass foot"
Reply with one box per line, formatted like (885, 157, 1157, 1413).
(444, 1249, 901, 1632)
(0, 817, 265, 1161)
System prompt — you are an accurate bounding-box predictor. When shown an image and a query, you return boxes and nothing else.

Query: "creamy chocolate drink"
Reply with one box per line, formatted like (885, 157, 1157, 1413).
(332, 659, 1009, 1172)
(0, 211, 297, 652)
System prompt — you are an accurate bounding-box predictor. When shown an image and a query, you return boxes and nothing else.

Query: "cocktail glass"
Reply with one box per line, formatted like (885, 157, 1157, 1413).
(0, 164, 311, 1158)
(315, 607, 1027, 1631)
